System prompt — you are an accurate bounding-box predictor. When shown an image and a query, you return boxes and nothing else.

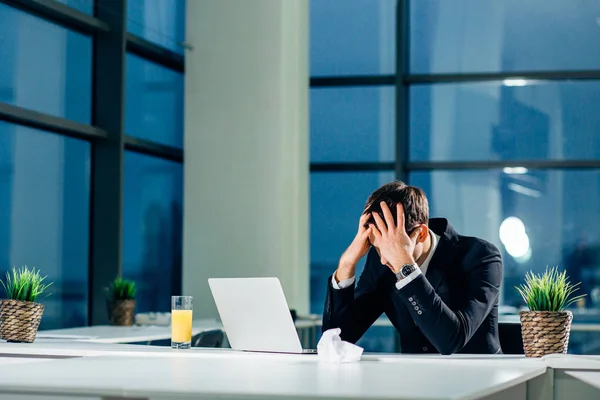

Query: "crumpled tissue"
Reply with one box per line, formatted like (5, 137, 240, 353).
(317, 328, 364, 363)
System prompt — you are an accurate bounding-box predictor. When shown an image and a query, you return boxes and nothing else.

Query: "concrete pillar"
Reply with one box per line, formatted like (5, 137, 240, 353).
(183, 0, 309, 318)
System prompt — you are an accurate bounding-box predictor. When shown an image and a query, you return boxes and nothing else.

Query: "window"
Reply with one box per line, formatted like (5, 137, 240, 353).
(311, 87, 395, 163)
(0, 122, 90, 330)
(0, 3, 92, 124)
(310, 0, 397, 352)
(410, 0, 600, 74)
(310, 171, 395, 313)
(127, 0, 186, 54)
(410, 169, 600, 311)
(0, 0, 185, 329)
(311, 0, 600, 354)
(125, 53, 184, 148)
(123, 152, 183, 314)
(410, 81, 600, 162)
(54, 0, 94, 14)
(405, 0, 600, 352)
(310, 0, 396, 76)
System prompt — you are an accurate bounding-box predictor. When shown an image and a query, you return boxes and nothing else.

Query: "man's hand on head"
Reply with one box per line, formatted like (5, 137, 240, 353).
(336, 211, 373, 282)
(369, 202, 419, 274)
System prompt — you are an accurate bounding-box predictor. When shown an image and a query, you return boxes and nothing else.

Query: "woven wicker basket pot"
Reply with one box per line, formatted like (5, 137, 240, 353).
(520, 310, 573, 357)
(108, 299, 135, 326)
(0, 299, 44, 343)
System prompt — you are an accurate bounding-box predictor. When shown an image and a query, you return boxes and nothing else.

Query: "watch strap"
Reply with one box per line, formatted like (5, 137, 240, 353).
(396, 263, 417, 280)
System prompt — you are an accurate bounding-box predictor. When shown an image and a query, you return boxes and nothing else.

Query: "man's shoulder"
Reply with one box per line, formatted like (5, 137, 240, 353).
(454, 234, 501, 256)
(429, 218, 500, 257)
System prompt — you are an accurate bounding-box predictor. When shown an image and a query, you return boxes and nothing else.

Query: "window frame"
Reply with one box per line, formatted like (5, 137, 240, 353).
(0, 0, 185, 324)
(309, 0, 600, 312)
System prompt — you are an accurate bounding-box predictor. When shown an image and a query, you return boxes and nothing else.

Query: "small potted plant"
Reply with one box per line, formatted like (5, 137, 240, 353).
(106, 277, 136, 326)
(0, 266, 52, 343)
(516, 266, 585, 357)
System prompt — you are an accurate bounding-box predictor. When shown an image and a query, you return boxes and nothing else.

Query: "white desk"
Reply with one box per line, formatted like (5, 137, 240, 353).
(0, 343, 547, 400)
(37, 318, 319, 349)
(37, 318, 224, 344)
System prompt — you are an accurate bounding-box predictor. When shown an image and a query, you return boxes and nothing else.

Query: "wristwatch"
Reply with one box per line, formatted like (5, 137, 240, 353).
(395, 263, 417, 280)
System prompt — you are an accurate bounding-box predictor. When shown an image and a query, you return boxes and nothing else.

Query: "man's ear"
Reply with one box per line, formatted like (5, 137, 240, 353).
(416, 224, 429, 243)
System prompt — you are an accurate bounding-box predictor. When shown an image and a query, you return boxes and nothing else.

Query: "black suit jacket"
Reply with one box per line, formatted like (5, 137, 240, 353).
(323, 218, 503, 355)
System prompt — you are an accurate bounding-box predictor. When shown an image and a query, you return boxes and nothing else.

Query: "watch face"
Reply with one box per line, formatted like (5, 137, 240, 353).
(401, 264, 415, 277)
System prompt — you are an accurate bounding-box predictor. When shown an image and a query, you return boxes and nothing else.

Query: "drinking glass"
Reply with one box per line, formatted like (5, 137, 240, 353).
(171, 295, 193, 349)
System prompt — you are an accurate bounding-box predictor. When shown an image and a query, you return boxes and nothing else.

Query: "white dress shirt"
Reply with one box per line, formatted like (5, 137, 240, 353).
(332, 230, 440, 290)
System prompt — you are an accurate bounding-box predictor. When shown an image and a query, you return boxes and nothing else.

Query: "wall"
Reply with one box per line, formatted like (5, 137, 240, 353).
(183, 0, 310, 318)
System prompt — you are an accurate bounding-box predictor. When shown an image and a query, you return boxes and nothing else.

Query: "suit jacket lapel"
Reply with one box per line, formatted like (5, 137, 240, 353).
(424, 219, 460, 291)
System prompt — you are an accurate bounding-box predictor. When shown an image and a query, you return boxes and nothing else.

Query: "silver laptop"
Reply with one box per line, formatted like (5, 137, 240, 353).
(208, 277, 316, 354)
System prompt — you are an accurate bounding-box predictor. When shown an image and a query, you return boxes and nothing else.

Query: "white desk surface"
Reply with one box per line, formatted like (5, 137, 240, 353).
(0, 346, 547, 400)
(542, 354, 600, 370)
(37, 318, 319, 344)
(37, 318, 224, 343)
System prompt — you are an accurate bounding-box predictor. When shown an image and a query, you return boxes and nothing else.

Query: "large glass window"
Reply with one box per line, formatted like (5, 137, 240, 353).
(310, 0, 396, 76)
(125, 53, 184, 148)
(410, 169, 600, 312)
(410, 0, 600, 74)
(0, 3, 92, 124)
(309, 0, 397, 352)
(310, 172, 395, 313)
(123, 152, 183, 314)
(311, 87, 395, 162)
(0, 122, 90, 329)
(310, 0, 600, 354)
(127, 0, 186, 54)
(410, 81, 600, 162)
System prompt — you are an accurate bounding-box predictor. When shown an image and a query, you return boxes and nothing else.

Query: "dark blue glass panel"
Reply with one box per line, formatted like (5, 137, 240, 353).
(127, 0, 186, 54)
(125, 53, 184, 148)
(0, 122, 90, 329)
(410, 169, 600, 317)
(54, 0, 94, 14)
(310, 0, 396, 76)
(411, 0, 600, 74)
(0, 3, 92, 123)
(311, 87, 395, 162)
(310, 171, 395, 314)
(123, 152, 183, 314)
(410, 81, 600, 162)
(310, 171, 397, 352)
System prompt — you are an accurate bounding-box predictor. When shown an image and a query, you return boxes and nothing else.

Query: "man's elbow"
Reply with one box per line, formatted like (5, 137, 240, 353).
(439, 344, 461, 356)
(437, 331, 466, 355)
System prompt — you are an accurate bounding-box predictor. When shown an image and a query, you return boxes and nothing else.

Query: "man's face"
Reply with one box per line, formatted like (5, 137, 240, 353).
(368, 225, 429, 268)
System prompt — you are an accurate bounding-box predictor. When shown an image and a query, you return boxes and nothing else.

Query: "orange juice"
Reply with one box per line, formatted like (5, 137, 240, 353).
(171, 309, 193, 343)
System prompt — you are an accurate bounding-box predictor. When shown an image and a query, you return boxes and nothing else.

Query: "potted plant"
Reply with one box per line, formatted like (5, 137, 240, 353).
(0, 266, 52, 343)
(106, 277, 136, 326)
(516, 266, 585, 357)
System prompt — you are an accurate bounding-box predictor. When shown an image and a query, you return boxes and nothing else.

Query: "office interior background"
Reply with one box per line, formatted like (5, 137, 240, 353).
(2, 0, 600, 354)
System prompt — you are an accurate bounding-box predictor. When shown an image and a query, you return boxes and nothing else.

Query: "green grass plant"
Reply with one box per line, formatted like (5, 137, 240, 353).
(516, 266, 585, 312)
(107, 277, 136, 301)
(0, 266, 52, 303)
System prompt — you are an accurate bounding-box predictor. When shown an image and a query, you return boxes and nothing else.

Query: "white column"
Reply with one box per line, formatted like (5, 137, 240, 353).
(183, 0, 309, 318)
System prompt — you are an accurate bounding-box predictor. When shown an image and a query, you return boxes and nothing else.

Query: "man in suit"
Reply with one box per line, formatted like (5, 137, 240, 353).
(323, 181, 503, 355)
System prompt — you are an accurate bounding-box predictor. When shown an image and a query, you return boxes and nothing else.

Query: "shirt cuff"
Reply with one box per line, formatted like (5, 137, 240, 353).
(395, 268, 422, 290)
(331, 274, 356, 290)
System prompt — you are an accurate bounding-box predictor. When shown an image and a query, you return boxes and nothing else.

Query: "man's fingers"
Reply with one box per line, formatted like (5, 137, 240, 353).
(359, 211, 370, 223)
(380, 201, 395, 230)
(410, 226, 421, 242)
(369, 224, 382, 239)
(360, 225, 372, 240)
(396, 203, 406, 233)
(371, 211, 387, 233)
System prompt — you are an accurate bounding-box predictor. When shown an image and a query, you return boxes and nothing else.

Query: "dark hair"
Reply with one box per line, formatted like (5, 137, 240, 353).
(363, 181, 429, 233)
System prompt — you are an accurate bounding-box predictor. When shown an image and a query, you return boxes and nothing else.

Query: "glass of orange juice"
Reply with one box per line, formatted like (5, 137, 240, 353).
(171, 295, 193, 349)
